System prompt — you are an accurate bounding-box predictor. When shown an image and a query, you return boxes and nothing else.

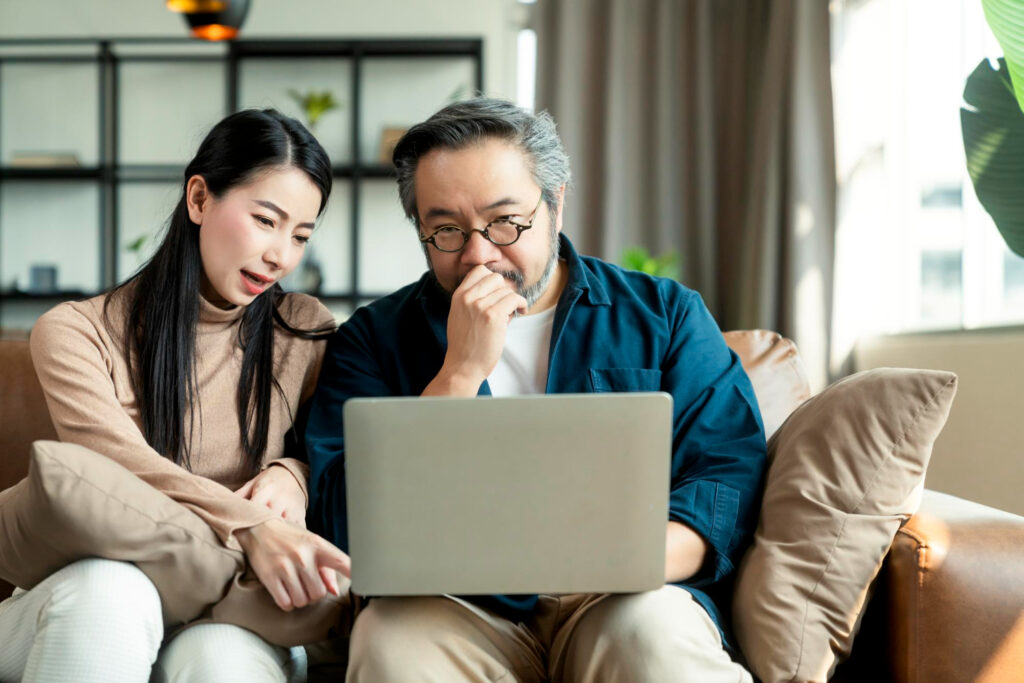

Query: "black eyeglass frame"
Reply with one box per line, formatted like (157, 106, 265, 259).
(418, 196, 544, 253)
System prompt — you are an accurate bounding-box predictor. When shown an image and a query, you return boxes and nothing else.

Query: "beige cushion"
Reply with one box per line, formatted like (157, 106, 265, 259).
(0, 440, 349, 646)
(723, 330, 811, 440)
(732, 368, 958, 683)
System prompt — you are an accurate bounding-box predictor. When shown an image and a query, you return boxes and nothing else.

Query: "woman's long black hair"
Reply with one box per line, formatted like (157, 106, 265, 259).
(105, 108, 333, 477)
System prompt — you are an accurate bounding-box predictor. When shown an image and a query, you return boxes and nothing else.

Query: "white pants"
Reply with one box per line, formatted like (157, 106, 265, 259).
(152, 623, 305, 683)
(0, 559, 302, 683)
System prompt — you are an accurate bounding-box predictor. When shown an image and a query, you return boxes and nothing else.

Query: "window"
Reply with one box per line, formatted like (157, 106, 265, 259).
(515, 0, 537, 112)
(516, 27, 537, 111)
(830, 0, 1022, 365)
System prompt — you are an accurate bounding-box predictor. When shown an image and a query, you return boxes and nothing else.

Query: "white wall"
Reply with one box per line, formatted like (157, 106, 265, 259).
(856, 329, 1024, 516)
(0, 0, 527, 99)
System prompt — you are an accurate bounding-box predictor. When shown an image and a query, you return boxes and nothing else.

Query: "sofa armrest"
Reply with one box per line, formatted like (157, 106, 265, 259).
(885, 489, 1024, 682)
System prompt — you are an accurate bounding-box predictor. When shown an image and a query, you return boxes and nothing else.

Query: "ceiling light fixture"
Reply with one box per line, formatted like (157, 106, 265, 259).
(171, 0, 251, 41)
(166, 1, 226, 12)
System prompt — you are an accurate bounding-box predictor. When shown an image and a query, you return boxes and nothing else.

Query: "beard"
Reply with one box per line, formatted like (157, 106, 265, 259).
(426, 218, 561, 311)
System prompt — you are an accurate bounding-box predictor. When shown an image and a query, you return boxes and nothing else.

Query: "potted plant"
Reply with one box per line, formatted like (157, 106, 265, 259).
(287, 89, 340, 132)
(961, 0, 1024, 255)
(620, 246, 680, 280)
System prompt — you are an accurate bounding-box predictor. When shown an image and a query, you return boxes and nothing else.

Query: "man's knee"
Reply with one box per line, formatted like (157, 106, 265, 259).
(565, 587, 748, 681)
(586, 589, 705, 657)
(348, 596, 532, 682)
(348, 597, 450, 676)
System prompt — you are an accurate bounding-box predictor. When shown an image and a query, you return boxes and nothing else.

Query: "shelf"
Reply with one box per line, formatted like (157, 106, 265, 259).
(232, 38, 483, 59)
(0, 37, 483, 329)
(0, 290, 94, 301)
(0, 167, 102, 180)
(0, 165, 387, 181)
(359, 164, 398, 178)
(305, 292, 389, 302)
(111, 164, 397, 180)
(116, 166, 185, 183)
(0, 290, 388, 302)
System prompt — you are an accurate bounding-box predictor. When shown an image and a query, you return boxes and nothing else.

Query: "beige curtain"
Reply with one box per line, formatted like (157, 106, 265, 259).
(534, 0, 836, 391)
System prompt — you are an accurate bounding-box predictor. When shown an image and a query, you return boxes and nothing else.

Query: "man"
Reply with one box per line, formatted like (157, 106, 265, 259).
(306, 98, 765, 681)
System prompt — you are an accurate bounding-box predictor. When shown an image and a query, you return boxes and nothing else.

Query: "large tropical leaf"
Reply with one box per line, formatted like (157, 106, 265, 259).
(981, 0, 1024, 114)
(962, 57, 1024, 258)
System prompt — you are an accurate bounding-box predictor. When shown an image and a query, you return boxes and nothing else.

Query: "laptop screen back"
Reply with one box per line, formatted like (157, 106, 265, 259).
(343, 392, 672, 596)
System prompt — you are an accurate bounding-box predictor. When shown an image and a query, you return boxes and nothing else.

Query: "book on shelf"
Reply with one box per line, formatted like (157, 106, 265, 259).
(8, 152, 82, 168)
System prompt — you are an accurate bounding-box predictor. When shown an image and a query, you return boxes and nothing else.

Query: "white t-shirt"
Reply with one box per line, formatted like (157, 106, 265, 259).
(486, 305, 556, 396)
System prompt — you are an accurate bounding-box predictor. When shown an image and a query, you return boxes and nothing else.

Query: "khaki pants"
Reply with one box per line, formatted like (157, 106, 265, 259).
(346, 585, 752, 682)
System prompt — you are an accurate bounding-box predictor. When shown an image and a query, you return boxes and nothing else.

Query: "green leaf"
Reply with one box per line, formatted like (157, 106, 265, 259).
(981, 0, 1024, 114)
(125, 235, 148, 253)
(962, 57, 1024, 258)
(654, 251, 681, 281)
(286, 89, 341, 128)
(620, 246, 680, 279)
(621, 246, 650, 271)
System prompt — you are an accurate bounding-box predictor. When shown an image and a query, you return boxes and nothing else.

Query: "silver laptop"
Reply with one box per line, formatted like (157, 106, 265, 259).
(343, 392, 671, 596)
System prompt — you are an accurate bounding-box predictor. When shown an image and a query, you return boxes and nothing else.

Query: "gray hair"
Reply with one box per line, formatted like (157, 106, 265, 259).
(392, 97, 572, 225)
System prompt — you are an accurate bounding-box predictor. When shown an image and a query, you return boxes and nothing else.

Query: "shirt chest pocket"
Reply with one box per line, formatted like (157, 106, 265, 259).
(588, 368, 663, 392)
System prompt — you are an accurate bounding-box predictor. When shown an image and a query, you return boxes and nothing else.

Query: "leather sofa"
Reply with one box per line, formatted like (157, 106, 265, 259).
(2, 332, 1023, 682)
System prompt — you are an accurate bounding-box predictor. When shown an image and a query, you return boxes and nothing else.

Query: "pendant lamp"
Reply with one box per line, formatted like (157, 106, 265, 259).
(166, 1, 226, 11)
(171, 0, 251, 41)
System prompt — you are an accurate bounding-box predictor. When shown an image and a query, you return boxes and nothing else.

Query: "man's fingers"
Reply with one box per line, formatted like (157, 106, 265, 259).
(474, 285, 520, 315)
(453, 265, 494, 296)
(460, 271, 514, 304)
(507, 291, 529, 316)
(490, 289, 529, 318)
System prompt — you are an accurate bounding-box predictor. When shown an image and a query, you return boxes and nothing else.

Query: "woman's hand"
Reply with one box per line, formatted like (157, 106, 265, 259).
(235, 519, 352, 611)
(235, 465, 306, 527)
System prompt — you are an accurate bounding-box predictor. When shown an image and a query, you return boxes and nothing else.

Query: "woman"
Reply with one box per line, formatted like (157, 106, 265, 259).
(0, 109, 349, 682)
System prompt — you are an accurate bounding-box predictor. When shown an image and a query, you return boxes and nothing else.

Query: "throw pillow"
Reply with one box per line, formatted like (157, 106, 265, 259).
(731, 368, 958, 683)
(0, 440, 348, 646)
(0, 440, 242, 624)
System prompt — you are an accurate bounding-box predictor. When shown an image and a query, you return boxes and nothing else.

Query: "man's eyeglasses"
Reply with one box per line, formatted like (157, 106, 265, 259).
(418, 196, 544, 253)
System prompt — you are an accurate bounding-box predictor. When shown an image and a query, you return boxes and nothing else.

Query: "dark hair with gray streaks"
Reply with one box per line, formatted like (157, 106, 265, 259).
(392, 97, 571, 225)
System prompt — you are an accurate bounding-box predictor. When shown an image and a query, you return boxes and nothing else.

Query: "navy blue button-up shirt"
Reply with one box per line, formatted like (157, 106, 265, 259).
(306, 235, 766, 639)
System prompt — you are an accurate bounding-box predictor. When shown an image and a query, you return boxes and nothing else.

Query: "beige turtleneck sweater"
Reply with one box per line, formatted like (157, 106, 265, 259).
(29, 288, 335, 548)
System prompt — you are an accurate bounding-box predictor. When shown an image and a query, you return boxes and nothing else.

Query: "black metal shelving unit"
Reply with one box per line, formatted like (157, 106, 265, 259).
(0, 36, 484, 326)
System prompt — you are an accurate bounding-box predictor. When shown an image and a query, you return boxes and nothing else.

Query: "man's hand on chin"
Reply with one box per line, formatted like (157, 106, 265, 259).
(423, 264, 527, 397)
